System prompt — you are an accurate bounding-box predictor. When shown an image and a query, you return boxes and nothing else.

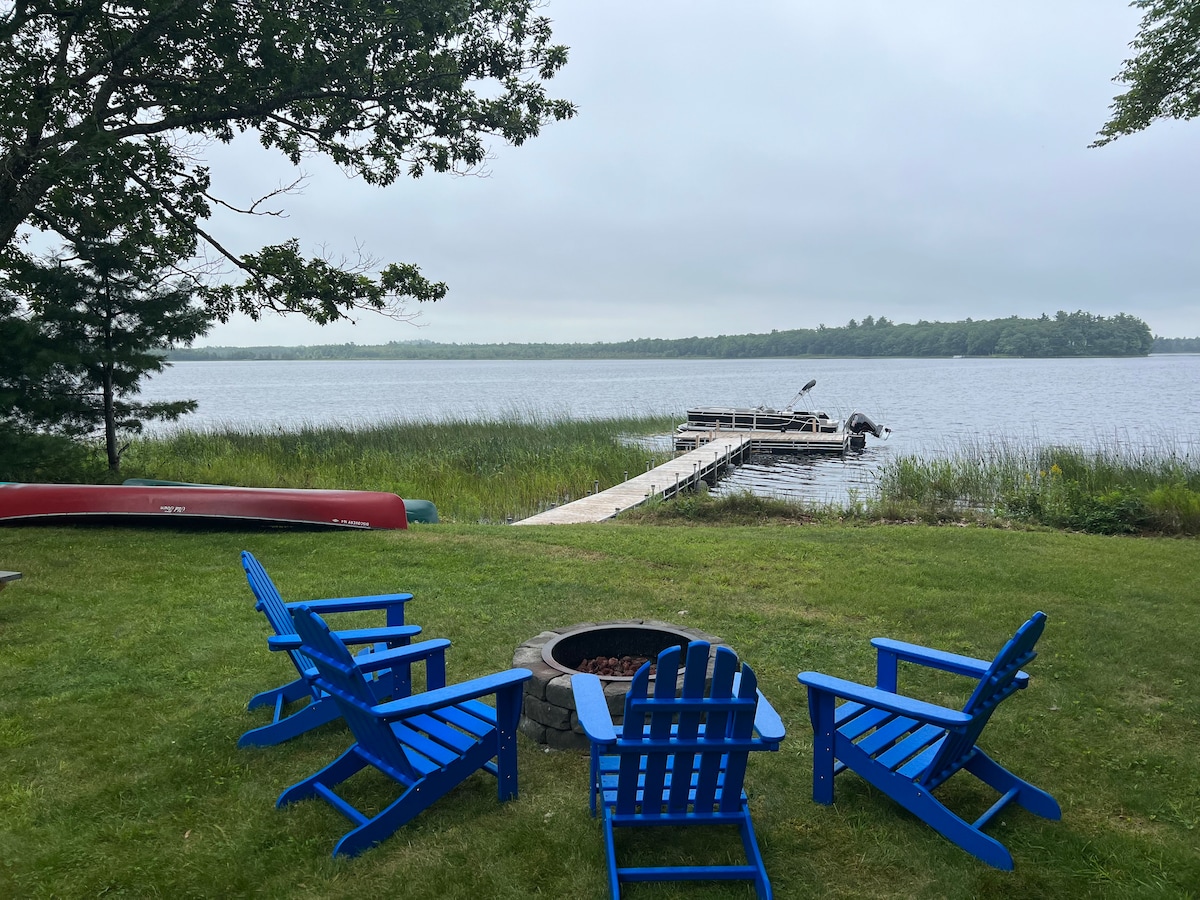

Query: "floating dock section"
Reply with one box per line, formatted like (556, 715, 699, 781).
(514, 429, 851, 525)
(673, 429, 852, 454)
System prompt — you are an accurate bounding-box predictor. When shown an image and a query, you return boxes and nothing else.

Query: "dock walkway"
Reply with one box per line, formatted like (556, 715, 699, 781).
(513, 429, 850, 525)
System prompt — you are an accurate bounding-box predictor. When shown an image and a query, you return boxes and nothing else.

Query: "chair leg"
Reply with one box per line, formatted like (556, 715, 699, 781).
(602, 807, 621, 900)
(830, 739, 1020, 869)
(356, 643, 406, 700)
(238, 696, 342, 748)
(277, 745, 371, 808)
(332, 740, 497, 858)
(382, 663, 408, 699)
(737, 806, 773, 899)
(964, 750, 1062, 821)
(589, 746, 601, 816)
(247, 676, 309, 711)
(493, 686, 523, 803)
(807, 690, 837, 804)
(899, 785, 1015, 870)
(332, 784, 422, 858)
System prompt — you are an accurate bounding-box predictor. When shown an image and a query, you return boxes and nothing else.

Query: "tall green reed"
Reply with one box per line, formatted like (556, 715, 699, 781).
(122, 414, 679, 523)
(874, 437, 1200, 534)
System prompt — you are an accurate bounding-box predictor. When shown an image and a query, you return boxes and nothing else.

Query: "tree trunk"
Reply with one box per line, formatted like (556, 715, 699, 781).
(103, 370, 120, 472)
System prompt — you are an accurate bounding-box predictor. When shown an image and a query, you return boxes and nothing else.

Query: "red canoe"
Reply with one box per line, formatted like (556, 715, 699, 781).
(0, 483, 407, 530)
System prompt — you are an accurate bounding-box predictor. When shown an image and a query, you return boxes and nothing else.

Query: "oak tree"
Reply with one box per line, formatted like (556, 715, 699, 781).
(0, 0, 575, 323)
(1094, 0, 1200, 146)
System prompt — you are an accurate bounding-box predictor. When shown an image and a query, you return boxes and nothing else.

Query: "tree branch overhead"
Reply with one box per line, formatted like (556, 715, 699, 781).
(0, 0, 575, 322)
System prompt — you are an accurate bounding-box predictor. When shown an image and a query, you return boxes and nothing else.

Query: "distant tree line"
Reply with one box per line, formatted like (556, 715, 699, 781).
(169, 311, 1171, 362)
(1152, 336, 1200, 353)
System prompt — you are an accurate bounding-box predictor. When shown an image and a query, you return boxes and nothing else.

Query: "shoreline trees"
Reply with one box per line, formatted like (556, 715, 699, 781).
(167, 311, 1160, 361)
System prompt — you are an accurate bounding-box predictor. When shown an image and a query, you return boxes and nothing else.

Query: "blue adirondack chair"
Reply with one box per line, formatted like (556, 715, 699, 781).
(573, 641, 786, 899)
(279, 605, 532, 857)
(239, 550, 422, 748)
(797, 611, 1061, 870)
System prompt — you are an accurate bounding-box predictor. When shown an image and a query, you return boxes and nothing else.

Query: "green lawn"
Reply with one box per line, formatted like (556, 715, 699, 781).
(1, 522, 1197, 898)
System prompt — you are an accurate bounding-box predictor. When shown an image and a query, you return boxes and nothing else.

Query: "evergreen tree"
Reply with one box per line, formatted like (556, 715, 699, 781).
(13, 239, 211, 471)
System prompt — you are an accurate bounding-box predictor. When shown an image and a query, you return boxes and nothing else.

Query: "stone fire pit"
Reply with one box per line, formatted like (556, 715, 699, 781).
(512, 619, 730, 750)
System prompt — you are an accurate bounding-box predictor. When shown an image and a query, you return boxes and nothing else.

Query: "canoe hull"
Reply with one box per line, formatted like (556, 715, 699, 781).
(121, 478, 438, 524)
(0, 484, 408, 530)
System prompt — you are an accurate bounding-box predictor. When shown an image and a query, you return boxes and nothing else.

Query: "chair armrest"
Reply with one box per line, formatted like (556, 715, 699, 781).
(752, 690, 786, 744)
(266, 625, 422, 652)
(798, 672, 973, 728)
(371, 668, 532, 720)
(353, 638, 451, 674)
(571, 673, 617, 743)
(872, 638, 992, 676)
(871, 638, 1030, 690)
(288, 593, 413, 628)
(287, 593, 413, 615)
(331, 625, 421, 646)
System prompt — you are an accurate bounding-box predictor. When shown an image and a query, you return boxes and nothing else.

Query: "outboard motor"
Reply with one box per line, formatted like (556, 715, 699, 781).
(845, 411, 890, 439)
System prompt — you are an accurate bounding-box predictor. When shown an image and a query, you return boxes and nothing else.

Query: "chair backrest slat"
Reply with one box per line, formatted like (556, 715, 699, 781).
(921, 612, 1046, 788)
(291, 605, 418, 781)
(693, 647, 741, 811)
(637, 645, 683, 811)
(718, 658, 759, 812)
(615, 662, 654, 812)
(665, 642, 711, 811)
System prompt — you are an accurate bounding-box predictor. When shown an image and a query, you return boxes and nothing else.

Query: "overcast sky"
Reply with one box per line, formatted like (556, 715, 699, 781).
(198, 0, 1198, 347)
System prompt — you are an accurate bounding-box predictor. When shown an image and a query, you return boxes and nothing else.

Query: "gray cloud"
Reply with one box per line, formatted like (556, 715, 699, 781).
(199, 0, 1198, 346)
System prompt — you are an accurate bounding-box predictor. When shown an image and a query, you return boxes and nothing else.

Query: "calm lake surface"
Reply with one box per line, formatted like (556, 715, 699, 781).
(139, 356, 1200, 503)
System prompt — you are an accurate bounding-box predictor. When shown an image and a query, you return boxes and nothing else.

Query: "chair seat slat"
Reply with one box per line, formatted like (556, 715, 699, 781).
(875, 724, 946, 770)
(849, 713, 921, 755)
(836, 706, 894, 740)
(896, 738, 946, 780)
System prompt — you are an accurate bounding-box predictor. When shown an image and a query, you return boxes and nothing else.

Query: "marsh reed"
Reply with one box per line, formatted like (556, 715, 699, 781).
(874, 437, 1200, 534)
(122, 414, 679, 523)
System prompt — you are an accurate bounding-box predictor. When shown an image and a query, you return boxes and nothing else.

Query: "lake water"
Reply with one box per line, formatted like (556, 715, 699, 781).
(138, 356, 1200, 503)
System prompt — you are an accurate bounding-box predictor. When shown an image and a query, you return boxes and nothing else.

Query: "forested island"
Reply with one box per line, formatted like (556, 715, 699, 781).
(171, 311, 1191, 361)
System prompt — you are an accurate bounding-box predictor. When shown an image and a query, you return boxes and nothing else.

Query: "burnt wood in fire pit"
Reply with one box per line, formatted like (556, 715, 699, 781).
(575, 655, 653, 677)
(512, 619, 730, 750)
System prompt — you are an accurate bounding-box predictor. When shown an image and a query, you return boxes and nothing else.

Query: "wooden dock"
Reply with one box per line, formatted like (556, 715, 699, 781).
(674, 429, 851, 454)
(513, 429, 850, 525)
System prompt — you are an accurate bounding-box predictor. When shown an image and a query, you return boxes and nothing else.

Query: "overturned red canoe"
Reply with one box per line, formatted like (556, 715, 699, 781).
(0, 483, 407, 530)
